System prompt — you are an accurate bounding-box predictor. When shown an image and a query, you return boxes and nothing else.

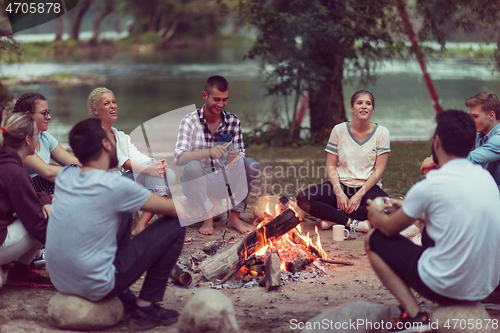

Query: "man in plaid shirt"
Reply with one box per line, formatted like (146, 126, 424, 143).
(174, 76, 259, 235)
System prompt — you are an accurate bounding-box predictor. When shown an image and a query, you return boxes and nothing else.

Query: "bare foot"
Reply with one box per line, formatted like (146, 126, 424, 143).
(227, 217, 253, 234)
(198, 218, 214, 235)
(184, 236, 193, 244)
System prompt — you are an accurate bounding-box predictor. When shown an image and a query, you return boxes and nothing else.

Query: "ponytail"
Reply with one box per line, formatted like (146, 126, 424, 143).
(0, 113, 35, 152)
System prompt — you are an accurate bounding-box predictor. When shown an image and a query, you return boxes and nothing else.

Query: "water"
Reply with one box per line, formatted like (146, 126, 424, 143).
(3, 44, 500, 146)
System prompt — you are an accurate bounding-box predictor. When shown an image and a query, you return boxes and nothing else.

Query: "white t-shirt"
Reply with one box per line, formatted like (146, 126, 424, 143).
(111, 127, 154, 173)
(46, 166, 151, 301)
(403, 159, 500, 300)
(325, 122, 390, 187)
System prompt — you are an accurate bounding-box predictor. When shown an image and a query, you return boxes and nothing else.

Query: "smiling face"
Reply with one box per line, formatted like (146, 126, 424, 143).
(92, 92, 117, 124)
(30, 99, 50, 132)
(350, 93, 374, 120)
(202, 88, 229, 117)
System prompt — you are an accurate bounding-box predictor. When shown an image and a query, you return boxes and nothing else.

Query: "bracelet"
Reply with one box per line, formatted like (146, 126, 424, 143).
(209, 148, 212, 158)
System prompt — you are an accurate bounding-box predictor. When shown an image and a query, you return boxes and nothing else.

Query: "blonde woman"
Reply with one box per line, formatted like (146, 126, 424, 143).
(88, 87, 176, 236)
(0, 113, 52, 287)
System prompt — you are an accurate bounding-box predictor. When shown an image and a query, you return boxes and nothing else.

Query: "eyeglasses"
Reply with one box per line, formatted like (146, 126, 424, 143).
(37, 110, 51, 120)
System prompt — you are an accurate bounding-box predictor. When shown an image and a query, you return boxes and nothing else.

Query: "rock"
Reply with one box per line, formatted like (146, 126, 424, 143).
(430, 302, 492, 333)
(301, 300, 391, 333)
(48, 293, 124, 331)
(178, 289, 240, 333)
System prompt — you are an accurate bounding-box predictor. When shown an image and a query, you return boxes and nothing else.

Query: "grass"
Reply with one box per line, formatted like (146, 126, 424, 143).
(246, 141, 430, 200)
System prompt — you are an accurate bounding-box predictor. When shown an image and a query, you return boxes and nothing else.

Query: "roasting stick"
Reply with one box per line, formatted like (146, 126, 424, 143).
(218, 254, 255, 285)
(319, 259, 354, 266)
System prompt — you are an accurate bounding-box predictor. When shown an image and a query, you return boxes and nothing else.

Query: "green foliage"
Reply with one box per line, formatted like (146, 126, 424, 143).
(238, 0, 407, 142)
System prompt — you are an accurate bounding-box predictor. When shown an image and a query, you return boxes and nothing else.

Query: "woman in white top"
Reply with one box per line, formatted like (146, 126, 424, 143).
(88, 87, 175, 236)
(13, 93, 81, 194)
(297, 90, 391, 232)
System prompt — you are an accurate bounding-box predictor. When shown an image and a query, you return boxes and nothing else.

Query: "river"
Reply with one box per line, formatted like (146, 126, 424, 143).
(3, 43, 500, 146)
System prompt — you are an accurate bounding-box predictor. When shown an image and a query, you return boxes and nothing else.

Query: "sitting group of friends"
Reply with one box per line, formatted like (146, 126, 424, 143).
(1, 74, 499, 331)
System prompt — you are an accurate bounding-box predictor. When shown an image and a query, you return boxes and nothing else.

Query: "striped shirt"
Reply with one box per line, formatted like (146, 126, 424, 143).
(325, 122, 390, 187)
(174, 106, 246, 168)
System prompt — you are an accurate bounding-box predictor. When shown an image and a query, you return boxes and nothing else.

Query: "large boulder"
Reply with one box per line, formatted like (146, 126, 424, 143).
(48, 293, 124, 331)
(301, 300, 392, 333)
(430, 302, 493, 333)
(178, 289, 239, 333)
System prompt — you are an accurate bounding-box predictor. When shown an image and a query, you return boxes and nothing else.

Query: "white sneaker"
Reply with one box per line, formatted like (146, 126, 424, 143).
(400, 224, 420, 238)
(349, 220, 371, 233)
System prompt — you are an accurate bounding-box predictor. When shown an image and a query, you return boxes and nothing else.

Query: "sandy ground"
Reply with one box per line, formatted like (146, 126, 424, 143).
(2, 201, 499, 333)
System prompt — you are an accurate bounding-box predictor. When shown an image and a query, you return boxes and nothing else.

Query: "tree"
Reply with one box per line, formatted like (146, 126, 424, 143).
(239, 0, 403, 142)
(239, 0, 500, 143)
(55, 15, 63, 42)
(123, 0, 229, 42)
(90, 0, 115, 43)
(71, 0, 92, 40)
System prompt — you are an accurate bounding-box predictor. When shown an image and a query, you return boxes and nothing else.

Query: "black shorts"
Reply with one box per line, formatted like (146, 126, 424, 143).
(31, 175, 55, 194)
(369, 229, 466, 305)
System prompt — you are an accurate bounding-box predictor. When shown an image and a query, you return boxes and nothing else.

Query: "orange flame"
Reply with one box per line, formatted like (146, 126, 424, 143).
(314, 226, 328, 259)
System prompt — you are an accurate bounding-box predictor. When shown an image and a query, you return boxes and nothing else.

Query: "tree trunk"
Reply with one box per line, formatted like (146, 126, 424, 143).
(54, 15, 63, 42)
(90, 6, 113, 43)
(71, 0, 91, 40)
(308, 55, 346, 143)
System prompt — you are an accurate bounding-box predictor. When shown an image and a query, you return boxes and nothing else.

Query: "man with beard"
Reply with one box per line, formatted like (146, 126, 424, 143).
(45, 118, 185, 331)
(366, 110, 500, 332)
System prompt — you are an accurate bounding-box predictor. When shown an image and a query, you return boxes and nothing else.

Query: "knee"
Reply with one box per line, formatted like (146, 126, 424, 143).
(166, 168, 176, 187)
(364, 229, 375, 252)
(182, 160, 204, 181)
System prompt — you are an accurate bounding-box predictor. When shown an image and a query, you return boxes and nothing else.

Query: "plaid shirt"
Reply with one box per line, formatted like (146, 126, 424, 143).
(174, 106, 246, 168)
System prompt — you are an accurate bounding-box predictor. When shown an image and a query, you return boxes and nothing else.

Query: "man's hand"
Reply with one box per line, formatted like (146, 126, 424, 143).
(43, 204, 51, 219)
(209, 145, 228, 159)
(227, 148, 239, 163)
(420, 156, 439, 175)
(144, 160, 166, 178)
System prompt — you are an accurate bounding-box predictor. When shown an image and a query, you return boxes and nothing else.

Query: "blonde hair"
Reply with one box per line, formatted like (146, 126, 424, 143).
(0, 113, 35, 151)
(87, 87, 114, 118)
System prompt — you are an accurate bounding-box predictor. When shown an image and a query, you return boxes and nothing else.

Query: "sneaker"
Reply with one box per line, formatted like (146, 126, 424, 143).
(32, 248, 46, 269)
(6, 262, 53, 288)
(129, 303, 179, 331)
(389, 310, 433, 332)
(349, 219, 371, 233)
(118, 289, 137, 314)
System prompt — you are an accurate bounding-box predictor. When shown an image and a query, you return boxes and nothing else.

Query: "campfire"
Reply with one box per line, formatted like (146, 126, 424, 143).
(198, 196, 330, 291)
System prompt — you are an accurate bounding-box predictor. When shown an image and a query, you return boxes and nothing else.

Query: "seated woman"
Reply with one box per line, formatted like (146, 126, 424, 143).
(87, 87, 176, 236)
(13, 93, 80, 194)
(0, 113, 52, 287)
(297, 90, 390, 233)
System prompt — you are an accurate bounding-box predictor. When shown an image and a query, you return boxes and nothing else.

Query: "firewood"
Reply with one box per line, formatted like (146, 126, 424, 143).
(319, 259, 354, 266)
(265, 250, 281, 291)
(289, 228, 323, 258)
(199, 209, 299, 281)
(170, 264, 192, 285)
(285, 256, 314, 273)
(218, 255, 255, 285)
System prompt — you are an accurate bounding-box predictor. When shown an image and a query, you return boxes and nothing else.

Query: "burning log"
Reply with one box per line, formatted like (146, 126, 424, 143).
(199, 209, 300, 281)
(285, 257, 314, 273)
(265, 250, 281, 291)
(289, 229, 324, 258)
(170, 264, 192, 285)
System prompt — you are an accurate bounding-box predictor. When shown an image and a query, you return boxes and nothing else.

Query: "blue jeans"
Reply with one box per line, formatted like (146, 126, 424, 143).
(104, 213, 185, 303)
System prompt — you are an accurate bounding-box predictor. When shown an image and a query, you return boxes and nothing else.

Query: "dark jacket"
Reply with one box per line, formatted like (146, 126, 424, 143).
(0, 146, 51, 244)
